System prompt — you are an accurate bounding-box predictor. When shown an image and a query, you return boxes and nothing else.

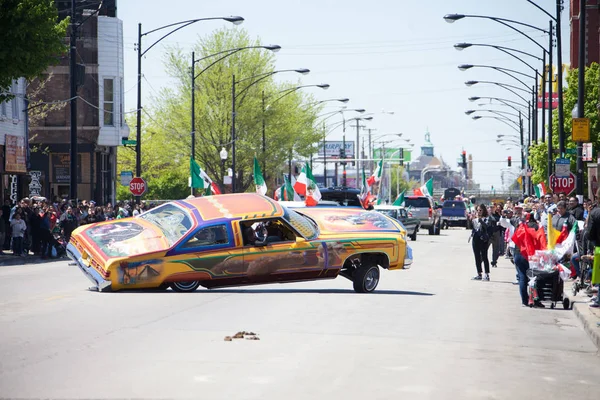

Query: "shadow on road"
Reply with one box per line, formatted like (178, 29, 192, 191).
(206, 288, 435, 296)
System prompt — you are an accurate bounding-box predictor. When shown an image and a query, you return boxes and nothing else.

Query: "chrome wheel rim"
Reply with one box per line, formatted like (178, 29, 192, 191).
(364, 268, 379, 292)
(173, 281, 198, 291)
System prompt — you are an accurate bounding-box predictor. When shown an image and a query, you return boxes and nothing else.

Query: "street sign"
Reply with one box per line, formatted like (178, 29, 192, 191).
(129, 177, 147, 196)
(550, 172, 576, 195)
(120, 171, 133, 186)
(122, 139, 137, 145)
(566, 148, 577, 155)
(572, 118, 590, 142)
(582, 143, 593, 161)
(554, 158, 571, 177)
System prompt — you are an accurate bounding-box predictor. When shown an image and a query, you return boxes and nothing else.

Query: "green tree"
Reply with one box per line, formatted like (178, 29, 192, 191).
(118, 28, 323, 199)
(530, 63, 600, 186)
(0, 0, 68, 101)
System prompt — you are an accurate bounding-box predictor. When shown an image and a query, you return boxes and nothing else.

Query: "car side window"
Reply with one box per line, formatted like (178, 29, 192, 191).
(242, 219, 298, 245)
(399, 209, 407, 218)
(182, 225, 229, 249)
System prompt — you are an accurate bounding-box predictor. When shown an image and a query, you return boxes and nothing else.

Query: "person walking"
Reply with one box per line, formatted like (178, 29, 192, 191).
(489, 204, 502, 268)
(471, 204, 493, 281)
(10, 213, 26, 257)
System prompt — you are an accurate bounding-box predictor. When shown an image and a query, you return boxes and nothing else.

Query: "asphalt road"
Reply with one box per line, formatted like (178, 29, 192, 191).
(0, 228, 598, 400)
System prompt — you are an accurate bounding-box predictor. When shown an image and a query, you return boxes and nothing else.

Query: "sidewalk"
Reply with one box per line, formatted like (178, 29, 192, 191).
(0, 250, 65, 267)
(565, 282, 600, 350)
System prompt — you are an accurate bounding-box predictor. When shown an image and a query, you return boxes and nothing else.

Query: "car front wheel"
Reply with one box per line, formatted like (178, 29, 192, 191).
(353, 265, 380, 293)
(170, 281, 201, 292)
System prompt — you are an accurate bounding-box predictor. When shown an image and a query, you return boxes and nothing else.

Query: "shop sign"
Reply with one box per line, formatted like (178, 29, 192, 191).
(51, 154, 82, 183)
(5, 135, 27, 174)
(28, 171, 42, 197)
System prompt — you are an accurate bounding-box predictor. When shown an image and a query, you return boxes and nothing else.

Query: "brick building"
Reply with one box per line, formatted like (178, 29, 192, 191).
(27, 0, 128, 204)
(570, 0, 600, 68)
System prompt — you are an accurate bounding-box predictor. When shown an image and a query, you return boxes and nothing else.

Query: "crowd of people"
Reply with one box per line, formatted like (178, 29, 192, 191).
(468, 190, 599, 309)
(0, 196, 158, 259)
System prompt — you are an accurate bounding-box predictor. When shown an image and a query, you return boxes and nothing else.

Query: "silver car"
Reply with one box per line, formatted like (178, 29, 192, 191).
(404, 196, 440, 235)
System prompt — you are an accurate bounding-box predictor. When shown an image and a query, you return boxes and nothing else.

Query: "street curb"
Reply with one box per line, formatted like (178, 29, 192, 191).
(564, 284, 600, 351)
(572, 301, 600, 351)
(0, 256, 67, 267)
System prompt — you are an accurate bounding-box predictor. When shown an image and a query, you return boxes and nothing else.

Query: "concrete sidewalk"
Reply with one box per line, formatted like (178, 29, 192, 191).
(565, 283, 600, 350)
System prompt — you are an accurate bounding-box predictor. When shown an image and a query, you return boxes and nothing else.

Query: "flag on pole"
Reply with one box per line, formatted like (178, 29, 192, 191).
(294, 164, 321, 206)
(392, 190, 405, 206)
(533, 182, 547, 198)
(253, 157, 267, 195)
(190, 157, 221, 195)
(546, 213, 567, 250)
(359, 166, 370, 207)
(278, 174, 300, 201)
(413, 178, 433, 197)
(367, 159, 383, 186)
(553, 223, 578, 259)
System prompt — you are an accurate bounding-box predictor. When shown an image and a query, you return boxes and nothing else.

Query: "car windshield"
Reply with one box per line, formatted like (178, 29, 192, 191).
(405, 198, 430, 208)
(282, 207, 319, 240)
(377, 209, 397, 219)
(443, 201, 466, 209)
(138, 203, 193, 247)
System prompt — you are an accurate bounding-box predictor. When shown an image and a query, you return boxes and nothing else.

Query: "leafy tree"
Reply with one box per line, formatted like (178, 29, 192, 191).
(0, 0, 68, 101)
(118, 28, 323, 199)
(530, 63, 600, 186)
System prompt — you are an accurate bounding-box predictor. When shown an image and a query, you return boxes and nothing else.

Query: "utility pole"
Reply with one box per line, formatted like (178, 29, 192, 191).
(547, 21, 554, 184)
(69, 0, 78, 201)
(576, 0, 586, 201)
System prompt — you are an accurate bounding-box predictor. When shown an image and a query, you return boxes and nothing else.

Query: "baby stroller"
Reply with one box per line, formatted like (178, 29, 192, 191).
(527, 268, 570, 309)
(50, 232, 68, 258)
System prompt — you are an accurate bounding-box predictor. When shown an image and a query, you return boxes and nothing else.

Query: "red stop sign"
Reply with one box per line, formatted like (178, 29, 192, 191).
(129, 177, 147, 196)
(549, 173, 576, 195)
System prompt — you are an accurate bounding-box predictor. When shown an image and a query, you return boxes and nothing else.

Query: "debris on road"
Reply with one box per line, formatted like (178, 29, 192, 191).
(224, 331, 260, 341)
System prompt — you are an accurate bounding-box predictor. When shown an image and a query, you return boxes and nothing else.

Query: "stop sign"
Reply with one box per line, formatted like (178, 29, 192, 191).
(129, 177, 147, 196)
(549, 173, 576, 195)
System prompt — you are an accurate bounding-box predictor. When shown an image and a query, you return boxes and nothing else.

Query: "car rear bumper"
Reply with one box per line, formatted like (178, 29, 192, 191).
(67, 243, 112, 291)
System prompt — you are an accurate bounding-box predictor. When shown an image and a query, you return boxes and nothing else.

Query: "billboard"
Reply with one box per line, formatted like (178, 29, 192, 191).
(319, 141, 355, 158)
(5, 135, 27, 174)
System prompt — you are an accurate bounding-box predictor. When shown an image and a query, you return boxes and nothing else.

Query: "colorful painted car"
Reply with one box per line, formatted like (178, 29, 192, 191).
(67, 193, 412, 293)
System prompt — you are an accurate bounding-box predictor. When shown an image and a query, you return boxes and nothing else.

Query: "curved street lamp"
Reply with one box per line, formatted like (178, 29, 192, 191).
(458, 64, 533, 90)
(465, 80, 529, 104)
(135, 15, 244, 201)
(190, 44, 281, 195)
(231, 68, 310, 192)
(466, 109, 521, 119)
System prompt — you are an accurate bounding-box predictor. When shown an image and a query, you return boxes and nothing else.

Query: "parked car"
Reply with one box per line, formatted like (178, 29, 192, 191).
(374, 205, 420, 241)
(441, 200, 469, 229)
(404, 196, 440, 235)
(67, 193, 412, 293)
(318, 187, 363, 207)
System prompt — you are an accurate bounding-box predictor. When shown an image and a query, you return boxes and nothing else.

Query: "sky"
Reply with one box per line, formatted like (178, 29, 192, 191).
(117, 0, 571, 190)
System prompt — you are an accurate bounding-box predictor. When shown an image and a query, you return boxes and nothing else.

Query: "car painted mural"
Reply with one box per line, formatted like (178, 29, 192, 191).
(67, 193, 413, 293)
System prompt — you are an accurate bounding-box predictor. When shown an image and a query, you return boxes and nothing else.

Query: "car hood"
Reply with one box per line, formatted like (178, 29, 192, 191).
(70, 218, 171, 263)
(296, 208, 404, 236)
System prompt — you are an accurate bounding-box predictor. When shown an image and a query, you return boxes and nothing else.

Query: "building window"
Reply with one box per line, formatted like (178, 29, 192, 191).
(104, 78, 114, 126)
(11, 81, 18, 120)
(119, 79, 124, 126)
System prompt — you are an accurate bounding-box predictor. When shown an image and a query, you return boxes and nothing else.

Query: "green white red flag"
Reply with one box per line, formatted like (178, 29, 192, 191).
(190, 157, 221, 195)
(293, 164, 321, 206)
(534, 182, 547, 198)
(253, 157, 267, 195)
(413, 178, 433, 197)
(367, 159, 383, 186)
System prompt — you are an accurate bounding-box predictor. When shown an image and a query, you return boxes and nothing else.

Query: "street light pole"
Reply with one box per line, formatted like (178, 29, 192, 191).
(70, 0, 78, 201)
(576, 0, 586, 201)
(231, 73, 237, 193)
(190, 51, 196, 196)
(556, 3, 566, 156)
(547, 21, 554, 184)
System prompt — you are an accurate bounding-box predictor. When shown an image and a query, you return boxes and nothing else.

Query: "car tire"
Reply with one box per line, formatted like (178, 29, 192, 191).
(410, 228, 417, 241)
(353, 264, 380, 293)
(170, 281, 201, 292)
(442, 220, 448, 230)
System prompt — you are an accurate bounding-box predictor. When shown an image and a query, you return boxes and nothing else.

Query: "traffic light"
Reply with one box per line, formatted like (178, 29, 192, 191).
(339, 147, 346, 159)
(508, 156, 512, 167)
(461, 150, 467, 168)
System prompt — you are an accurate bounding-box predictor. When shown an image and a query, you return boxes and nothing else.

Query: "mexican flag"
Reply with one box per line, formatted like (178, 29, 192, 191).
(546, 213, 570, 250)
(534, 182, 547, 198)
(278, 174, 301, 201)
(293, 164, 321, 206)
(393, 190, 405, 206)
(413, 178, 433, 197)
(190, 157, 221, 195)
(359, 166, 371, 207)
(553, 223, 578, 259)
(367, 159, 383, 186)
(253, 157, 267, 195)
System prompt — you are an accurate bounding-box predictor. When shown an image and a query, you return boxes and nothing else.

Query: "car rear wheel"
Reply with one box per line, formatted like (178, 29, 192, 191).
(353, 265, 380, 293)
(170, 281, 201, 292)
(410, 228, 418, 241)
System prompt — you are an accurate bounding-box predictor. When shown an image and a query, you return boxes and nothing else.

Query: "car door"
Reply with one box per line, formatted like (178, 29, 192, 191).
(173, 223, 246, 284)
(241, 218, 325, 283)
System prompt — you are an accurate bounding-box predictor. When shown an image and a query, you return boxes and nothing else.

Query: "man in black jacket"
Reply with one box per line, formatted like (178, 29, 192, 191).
(552, 201, 577, 232)
(568, 197, 585, 221)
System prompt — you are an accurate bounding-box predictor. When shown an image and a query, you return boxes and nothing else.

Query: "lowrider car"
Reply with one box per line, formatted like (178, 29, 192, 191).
(67, 193, 412, 293)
